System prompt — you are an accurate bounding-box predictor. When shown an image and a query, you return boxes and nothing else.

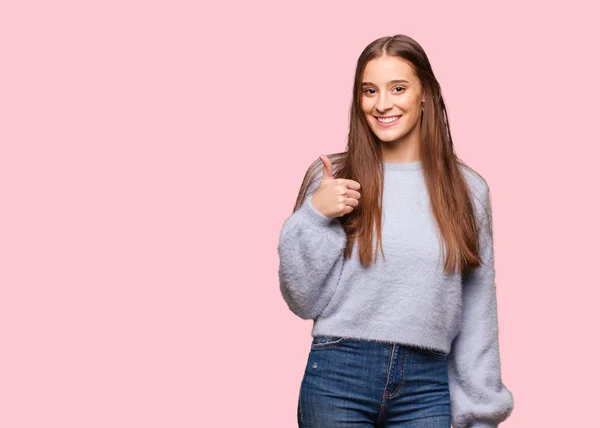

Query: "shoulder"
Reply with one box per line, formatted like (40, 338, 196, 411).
(458, 162, 493, 227)
(458, 162, 490, 201)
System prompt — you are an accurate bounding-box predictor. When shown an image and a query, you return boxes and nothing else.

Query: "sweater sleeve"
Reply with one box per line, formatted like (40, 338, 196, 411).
(447, 183, 514, 428)
(277, 171, 347, 320)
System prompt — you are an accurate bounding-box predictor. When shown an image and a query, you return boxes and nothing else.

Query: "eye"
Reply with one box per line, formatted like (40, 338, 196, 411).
(362, 87, 404, 95)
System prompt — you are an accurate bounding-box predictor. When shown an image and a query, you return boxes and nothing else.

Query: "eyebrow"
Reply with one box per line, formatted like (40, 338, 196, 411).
(361, 79, 410, 87)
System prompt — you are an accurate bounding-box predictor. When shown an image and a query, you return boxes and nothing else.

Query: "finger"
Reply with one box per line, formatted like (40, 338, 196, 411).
(319, 154, 333, 180)
(337, 178, 361, 190)
(343, 197, 359, 208)
(344, 189, 361, 200)
(342, 205, 355, 216)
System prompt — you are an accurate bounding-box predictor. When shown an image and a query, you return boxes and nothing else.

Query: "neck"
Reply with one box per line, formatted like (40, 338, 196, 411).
(379, 125, 421, 163)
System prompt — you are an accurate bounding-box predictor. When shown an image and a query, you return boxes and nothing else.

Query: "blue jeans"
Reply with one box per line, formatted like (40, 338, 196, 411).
(298, 336, 451, 427)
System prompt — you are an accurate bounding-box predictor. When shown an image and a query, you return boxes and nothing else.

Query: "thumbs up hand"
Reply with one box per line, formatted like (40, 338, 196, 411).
(311, 154, 361, 218)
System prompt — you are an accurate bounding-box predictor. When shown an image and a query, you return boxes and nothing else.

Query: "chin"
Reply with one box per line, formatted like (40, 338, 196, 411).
(378, 134, 405, 143)
(374, 128, 405, 140)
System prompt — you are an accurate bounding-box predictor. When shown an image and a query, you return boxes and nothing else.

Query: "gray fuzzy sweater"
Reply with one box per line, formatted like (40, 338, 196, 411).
(277, 160, 514, 428)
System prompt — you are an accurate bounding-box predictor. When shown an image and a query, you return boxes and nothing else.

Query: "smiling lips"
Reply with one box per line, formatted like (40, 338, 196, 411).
(376, 115, 402, 127)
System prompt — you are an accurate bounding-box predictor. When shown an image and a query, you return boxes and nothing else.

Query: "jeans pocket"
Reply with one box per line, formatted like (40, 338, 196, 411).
(310, 335, 346, 349)
(419, 347, 448, 361)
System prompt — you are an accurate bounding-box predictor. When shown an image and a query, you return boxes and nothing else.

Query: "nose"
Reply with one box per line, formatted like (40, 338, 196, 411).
(376, 92, 393, 113)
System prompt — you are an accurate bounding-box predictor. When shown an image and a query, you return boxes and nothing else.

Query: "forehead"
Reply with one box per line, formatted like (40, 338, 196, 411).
(362, 56, 417, 85)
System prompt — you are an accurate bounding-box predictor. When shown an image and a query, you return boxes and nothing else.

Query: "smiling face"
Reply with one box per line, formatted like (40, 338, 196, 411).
(360, 55, 424, 146)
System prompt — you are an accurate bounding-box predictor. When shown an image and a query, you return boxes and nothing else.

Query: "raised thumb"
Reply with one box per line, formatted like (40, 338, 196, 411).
(319, 154, 334, 180)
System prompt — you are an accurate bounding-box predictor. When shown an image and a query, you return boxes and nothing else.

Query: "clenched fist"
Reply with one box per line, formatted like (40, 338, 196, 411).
(311, 154, 361, 218)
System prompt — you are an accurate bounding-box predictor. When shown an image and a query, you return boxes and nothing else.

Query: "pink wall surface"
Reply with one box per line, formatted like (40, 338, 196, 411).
(1, 1, 598, 426)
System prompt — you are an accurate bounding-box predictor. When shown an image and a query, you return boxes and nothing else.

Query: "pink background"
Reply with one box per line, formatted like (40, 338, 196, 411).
(1, 0, 598, 426)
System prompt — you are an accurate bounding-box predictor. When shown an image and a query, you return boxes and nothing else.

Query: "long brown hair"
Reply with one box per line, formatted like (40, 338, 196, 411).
(293, 34, 490, 276)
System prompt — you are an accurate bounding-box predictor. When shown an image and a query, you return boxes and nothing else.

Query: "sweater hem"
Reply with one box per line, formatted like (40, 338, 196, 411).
(311, 316, 453, 354)
(468, 423, 498, 428)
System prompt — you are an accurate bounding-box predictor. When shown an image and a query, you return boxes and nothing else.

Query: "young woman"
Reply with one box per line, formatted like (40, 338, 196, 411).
(277, 35, 514, 428)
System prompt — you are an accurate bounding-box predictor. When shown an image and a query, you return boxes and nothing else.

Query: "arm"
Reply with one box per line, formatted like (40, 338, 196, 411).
(447, 183, 515, 428)
(277, 170, 347, 320)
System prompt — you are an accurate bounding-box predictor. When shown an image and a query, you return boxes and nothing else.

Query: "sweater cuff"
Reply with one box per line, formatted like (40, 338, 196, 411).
(298, 195, 337, 226)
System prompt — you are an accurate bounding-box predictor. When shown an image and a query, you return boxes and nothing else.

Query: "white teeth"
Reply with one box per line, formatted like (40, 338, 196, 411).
(377, 116, 401, 123)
